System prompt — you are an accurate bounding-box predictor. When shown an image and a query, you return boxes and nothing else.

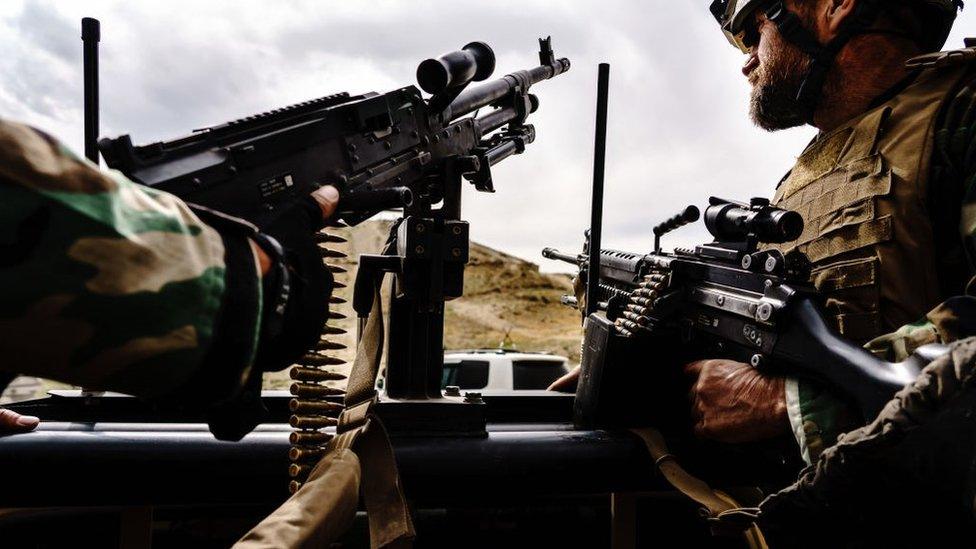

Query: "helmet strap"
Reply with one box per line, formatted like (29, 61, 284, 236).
(764, 0, 883, 122)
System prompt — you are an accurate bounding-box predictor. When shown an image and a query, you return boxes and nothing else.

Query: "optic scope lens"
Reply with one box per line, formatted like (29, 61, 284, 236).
(704, 202, 803, 244)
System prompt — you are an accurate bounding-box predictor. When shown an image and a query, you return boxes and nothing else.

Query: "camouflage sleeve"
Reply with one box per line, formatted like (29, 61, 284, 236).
(787, 67, 976, 464)
(0, 119, 261, 400)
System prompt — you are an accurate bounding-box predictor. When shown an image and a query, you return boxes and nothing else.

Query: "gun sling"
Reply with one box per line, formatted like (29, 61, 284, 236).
(628, 427, 769, 549)
(237, 281, 415, 548)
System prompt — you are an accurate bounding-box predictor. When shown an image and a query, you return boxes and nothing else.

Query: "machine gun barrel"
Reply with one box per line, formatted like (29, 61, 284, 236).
(542, 247, 582, 265)
(447, 38, 570, 120)
(477, 106, 520, 134)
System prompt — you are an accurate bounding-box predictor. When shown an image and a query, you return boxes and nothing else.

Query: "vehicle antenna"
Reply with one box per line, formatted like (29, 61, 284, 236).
(585, 63, 610, 317)
(82, 17, 101, 165)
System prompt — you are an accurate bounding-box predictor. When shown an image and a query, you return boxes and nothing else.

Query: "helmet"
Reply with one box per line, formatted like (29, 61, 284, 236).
(708, 0, 964, 120)
(709, 0, 963, 54)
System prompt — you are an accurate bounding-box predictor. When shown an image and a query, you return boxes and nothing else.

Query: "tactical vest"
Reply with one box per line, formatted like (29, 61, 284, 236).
(765, 58, 974, 344)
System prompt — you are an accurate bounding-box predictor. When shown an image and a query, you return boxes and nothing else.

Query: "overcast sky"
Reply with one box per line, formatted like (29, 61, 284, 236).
(2, 1, 974, 271)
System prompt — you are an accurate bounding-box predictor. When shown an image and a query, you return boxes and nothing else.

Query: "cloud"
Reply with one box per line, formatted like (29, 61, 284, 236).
(3, 0, 973, 271)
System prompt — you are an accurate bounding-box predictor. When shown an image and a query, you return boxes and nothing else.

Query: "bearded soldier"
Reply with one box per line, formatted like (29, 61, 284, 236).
(547, 0, 976, 542)
(697, 0, 971, 465)
(550, 0, 976, 461)
(693, 0, 976, 545)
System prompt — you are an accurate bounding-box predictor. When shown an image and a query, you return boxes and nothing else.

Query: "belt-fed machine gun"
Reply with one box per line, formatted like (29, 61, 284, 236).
(544, 196, 945, 429)
(98, 38, 571, 483)
(99, 39, 569, 232)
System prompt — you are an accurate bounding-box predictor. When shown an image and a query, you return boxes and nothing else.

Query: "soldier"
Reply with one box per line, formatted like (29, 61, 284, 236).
(547, 0, 971, 454)
(697, 0, 971, 463)
(0, 119, 339, 440)
(699, 0, 976, 544)
(546, 0, 976, 542)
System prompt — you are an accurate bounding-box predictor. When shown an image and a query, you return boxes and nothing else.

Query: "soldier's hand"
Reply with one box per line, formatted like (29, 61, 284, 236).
(0, 408, 39, 435)
(547, 365, 580, 392)
(252, 186, 340, 276)
(684, 359, 789, 443)
(310, 185, 340, 221)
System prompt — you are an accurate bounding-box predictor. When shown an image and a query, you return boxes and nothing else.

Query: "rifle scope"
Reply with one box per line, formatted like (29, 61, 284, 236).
(416, 41, 495, 95)
(704, 198, 803, 244)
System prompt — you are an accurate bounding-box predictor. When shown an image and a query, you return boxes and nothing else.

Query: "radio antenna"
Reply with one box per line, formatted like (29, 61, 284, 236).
(82, 17, 100, 165)
(585, 63, 610, 316)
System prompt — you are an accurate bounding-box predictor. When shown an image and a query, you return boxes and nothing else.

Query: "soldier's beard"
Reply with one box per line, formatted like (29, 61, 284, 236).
(749, 43, 812, 131)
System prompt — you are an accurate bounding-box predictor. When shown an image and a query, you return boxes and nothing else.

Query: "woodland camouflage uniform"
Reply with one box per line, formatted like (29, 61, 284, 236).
(0, 118, 333, 441)
(0, 119, 258, 397)
(0, 118, 364, 547)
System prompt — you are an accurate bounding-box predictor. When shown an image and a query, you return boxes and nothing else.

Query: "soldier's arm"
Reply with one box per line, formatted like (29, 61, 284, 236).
(785, 67, 976, 463)
(0, 120, 336, 437)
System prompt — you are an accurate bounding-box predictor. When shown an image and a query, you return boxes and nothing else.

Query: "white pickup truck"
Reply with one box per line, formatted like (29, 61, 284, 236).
(440, 349, 572, 392)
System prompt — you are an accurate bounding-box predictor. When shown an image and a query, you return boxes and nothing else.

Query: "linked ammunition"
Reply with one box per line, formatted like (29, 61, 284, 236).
(301, 353, 345, 366)
(290, 383, 345, 398)
(289, 399, 344, 415)
(315, 339, 347, 351)
(290, 415, 340, 429)
(290, 367, 347, 382)
(290, 431, 334, 446)
(289, 445, 327, 462)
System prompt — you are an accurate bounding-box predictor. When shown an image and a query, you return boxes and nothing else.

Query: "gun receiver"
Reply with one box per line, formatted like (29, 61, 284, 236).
(99, 38, 570, 231)
(544, 198, 944, 427)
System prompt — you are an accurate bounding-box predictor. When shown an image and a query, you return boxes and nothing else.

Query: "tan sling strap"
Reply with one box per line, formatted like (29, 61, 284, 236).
(237, 281, 415, 549)
(629, 427, 768, 549)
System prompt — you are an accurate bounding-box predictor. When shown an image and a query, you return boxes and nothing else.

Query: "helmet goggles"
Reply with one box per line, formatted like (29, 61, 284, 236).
(710, 0, 775, 53)
(710, 0, 963, 55)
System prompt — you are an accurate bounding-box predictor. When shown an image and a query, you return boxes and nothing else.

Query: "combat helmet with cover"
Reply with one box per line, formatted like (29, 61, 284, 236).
(708, 0, 964, 117)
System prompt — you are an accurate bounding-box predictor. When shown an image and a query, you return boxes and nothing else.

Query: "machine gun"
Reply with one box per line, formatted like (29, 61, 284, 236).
(99, 39, 571, 477)
(543, 197, 945, 428)
(99, 38, 569, 231)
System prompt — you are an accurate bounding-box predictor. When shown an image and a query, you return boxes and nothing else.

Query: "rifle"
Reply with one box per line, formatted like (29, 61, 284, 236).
(543, 196, 946, 428)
